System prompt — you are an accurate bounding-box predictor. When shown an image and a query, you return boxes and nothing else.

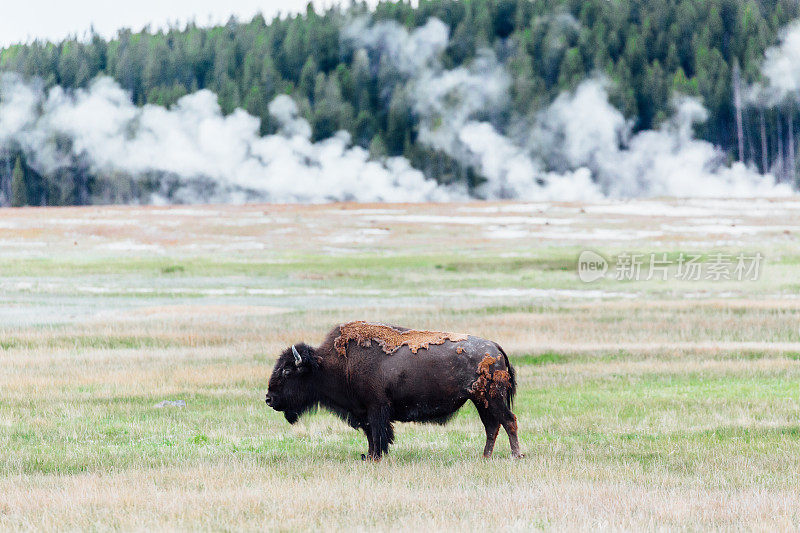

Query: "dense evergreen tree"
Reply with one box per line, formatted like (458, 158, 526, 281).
(1, 0, 799, 205)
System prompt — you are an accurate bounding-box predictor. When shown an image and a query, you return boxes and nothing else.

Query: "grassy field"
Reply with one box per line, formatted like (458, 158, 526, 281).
(1, 199, 800, 530)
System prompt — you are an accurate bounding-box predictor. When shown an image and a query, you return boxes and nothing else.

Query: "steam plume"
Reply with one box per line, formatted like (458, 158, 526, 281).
(0, 16, 794, 204)
(349, 18, 789, 199)
(0, 73, 456, 203)
(749, 20, 800, 105)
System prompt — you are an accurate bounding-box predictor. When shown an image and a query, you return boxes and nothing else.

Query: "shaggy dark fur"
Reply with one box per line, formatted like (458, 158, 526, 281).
(265, 322, 522, 460)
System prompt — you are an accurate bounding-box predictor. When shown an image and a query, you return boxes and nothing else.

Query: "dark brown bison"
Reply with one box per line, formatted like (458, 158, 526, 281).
(265, 321, 522, 460)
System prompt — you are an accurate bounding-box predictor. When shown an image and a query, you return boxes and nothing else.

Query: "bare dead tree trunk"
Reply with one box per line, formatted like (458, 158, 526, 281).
(760, 109, 768, 174)
(778, 112, 785, 182)
(744, 109, 754, 166)
(733, 62, 745, 162)
(789, 105, 796, 186)
(0, 151, 10, 207)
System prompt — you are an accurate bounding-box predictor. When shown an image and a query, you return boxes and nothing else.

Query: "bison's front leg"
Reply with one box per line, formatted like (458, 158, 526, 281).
(361, 426, 375, 460)
(366, 405, 394, 460)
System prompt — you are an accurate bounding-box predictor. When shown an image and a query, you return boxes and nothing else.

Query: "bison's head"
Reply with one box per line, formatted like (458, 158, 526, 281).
(265, 343, 319, 424)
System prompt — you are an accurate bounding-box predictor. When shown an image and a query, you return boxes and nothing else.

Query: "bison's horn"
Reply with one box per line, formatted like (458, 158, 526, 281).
(291, 345, 302, 365)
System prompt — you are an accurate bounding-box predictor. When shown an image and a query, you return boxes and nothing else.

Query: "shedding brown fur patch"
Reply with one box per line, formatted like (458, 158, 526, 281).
(477, 354, 496, 375)
(456, 346, 464, 354)
(492, 370, 511, 387)
(469, 355, 512, 407)
(334, 321, 468, 356)
(507, 415, 519, 433)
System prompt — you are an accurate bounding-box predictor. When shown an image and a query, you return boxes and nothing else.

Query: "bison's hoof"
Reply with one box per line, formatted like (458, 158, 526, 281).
(361, 454, 367, 461)
(513, 453, 526, 459)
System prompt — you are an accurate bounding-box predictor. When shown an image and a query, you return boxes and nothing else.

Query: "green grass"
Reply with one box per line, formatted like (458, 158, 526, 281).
(3, 354, 798, 483)
(2, 203, 800, 529)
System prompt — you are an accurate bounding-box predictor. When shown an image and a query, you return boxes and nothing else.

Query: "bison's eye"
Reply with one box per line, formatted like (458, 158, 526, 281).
(282, 368, 291, 377)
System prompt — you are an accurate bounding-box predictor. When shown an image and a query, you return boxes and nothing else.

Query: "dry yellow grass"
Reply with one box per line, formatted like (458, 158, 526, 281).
(2, 461, 799, 531)
(1, 200, 800, 530)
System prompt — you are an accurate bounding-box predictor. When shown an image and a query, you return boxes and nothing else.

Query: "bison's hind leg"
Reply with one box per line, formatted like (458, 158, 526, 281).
(490, 388, 523, 458)
(473, 401, 501, 458)
(469, 355, 523, 458)
(499, 407, 523, 459)
(474, 397, 523, 459)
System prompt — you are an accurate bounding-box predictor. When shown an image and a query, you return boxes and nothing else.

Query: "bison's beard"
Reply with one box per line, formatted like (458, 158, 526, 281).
(283, 401, 319, 425)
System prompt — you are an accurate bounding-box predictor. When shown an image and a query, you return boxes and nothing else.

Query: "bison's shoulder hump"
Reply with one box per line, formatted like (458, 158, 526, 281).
(333, 321, 468, 356)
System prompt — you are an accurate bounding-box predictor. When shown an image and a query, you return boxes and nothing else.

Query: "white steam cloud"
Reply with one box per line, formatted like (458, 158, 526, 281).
(536, 80, 790, 197)
(0, 16, 794, 204)
(349, 18, 790, 199)
(0, 73, 455, 203)
(343, 17, 450, 76)
(749, 20, 800, 105)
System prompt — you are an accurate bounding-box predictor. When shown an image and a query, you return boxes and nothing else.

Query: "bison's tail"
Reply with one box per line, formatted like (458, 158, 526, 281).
(494, 342, 516, 409)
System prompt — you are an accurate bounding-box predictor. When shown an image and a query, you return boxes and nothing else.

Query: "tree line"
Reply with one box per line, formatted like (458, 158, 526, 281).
(1, 0, 799, 206)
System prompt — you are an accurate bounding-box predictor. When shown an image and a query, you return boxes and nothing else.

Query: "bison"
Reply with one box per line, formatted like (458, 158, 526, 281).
(264, 321, 522, 460)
